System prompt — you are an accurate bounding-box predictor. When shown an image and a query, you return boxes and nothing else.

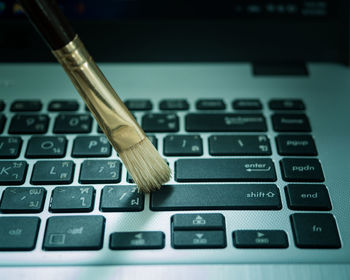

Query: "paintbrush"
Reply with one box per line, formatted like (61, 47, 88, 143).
(19, 0, 171, 192)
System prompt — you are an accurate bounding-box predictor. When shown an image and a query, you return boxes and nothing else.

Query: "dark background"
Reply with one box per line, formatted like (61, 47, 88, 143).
(0, 0, 348, 64)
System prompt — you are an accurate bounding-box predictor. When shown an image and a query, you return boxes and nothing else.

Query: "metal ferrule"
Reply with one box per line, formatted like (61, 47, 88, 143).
(52, 35, 145, 152)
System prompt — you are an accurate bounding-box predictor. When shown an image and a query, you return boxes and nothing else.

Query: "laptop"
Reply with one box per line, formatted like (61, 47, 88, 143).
(0, 0, 350, 279)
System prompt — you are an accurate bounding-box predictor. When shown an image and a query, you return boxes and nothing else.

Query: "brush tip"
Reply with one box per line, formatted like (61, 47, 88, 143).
(119, 137, 171, 192)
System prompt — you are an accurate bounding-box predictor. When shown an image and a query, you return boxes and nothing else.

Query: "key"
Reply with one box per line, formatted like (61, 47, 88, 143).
(164, 135, 203, 156)
(209, 135, 271, 156)
(186, 114, 267, 132)
(110, 231, 165, 250)
(172, 230, 226, 249)
(11, 100, 42, 112)
(175, 158, 276, 182)
(53, 114, 92, 133)
(196, 99, 225, 110)
(0, 187, 46, 213)
(72, 136, 111, 157)
(159, 99, 189, 110)
(280, 158, 324, 182)
(26, 136, 67, 158)
(125, 99, 153, 111)
(142, 113, 179, 132)
(0, 114, 5, 133)
(9, 114, 49, 134)
(43, 215, 105, 250)
(290, 213, 341, 248)
(0, 137, 22, 159)
(0, 217, 40, 251)
(269, 99, 305, 110)
(233, 230, 288, 248)
(48, 100, 79, 111)
(31, 160, 74, 185)
(276, 135, 317, 155)
(0, 161, 27, 185)
(147, 135, 158, 149)
(100, 185, 144, 212)
(233, 99, 262, 110)
(285, 184, 332, 210)
(272, 114, 311, 132)
(0, 100, 4, 111)
(151, 184, 281, 211)
(172, 214, 225, 230)
(50, 186, 95, 213)
(79, 160, 121, 184)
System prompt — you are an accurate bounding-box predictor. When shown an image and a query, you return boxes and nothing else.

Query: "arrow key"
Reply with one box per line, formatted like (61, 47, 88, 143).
(172, 230, 226, 249)
(172, 213, 225, 230)
(110, 231, 165, 250)
(233, 230, 288, 248)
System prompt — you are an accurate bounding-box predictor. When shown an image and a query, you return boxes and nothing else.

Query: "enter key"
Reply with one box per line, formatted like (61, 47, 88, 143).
(175, 158, 276, 182)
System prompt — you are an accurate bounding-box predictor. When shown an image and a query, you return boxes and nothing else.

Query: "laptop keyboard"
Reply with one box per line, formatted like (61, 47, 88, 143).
(0, 98, 342, 258)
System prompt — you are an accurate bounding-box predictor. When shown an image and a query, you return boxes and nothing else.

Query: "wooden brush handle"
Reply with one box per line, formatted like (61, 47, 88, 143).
(19, 0, 76, 50)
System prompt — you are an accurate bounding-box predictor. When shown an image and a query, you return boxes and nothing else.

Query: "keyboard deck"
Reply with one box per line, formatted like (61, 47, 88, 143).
(0, 63, 349, 265)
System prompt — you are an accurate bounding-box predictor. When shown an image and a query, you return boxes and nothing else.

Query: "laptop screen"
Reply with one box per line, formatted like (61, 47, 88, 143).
(0, 0, 348, 63)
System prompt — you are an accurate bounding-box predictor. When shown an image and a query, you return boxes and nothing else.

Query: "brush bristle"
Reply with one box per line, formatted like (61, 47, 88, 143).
(119, 137, 171, 192)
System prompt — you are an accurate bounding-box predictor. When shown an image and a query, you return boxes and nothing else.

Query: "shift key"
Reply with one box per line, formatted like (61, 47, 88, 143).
(175, 159, 276, 182)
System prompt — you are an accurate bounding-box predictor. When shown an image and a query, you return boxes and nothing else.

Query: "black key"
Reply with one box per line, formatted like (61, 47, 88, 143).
(290, 213, 341, 248)
(0, 137, 22, 158)
(100, 185, 144, 212)
(159, 99, 189, 110)
(280, 158, 324, 182)
(175, 158, 276, 182)
(72, 136, 111, 157)
(0, 114, 5, 133)
(31, 160, 74, 185)
(186, 114, 267, 132)
(285, 184, 332, 210)
(110, 231, 165, 250)
(151, 184, 281, 211)
(172, 214, 225, 230)
(233, 230, 288, 248)
(164, 135, 203, 156)
(0, 187, 46, 213)
(276, 135, 317, 156)
(11, 100, 42, 112)
(0, 161, 27, 185)
(272, 114, 311, 132)
(196, 99, 225, 110)
(48, 100, 79, 111)
(43, 216, 105, 250)
(50, 186, 95, 213)
(0, 217, 40, 251)
(209, 135, 271, 156)
(125, 99, 152, 111)
(142, 113, 179, 132)
(0, 100, 4, 111)
(233, 99, 262, 110)
(269, 99, 305, 110)
(172, 230, 226, 249)
(9, 114, 49, 134)
(147, 135, 158, 149)
(53, 114, 92, 133)
(79, 160, 121, 184)
(26, 136, 67, 158)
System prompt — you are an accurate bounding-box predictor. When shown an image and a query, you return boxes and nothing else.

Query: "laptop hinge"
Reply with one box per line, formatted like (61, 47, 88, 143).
(252, 62, 308, 76)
